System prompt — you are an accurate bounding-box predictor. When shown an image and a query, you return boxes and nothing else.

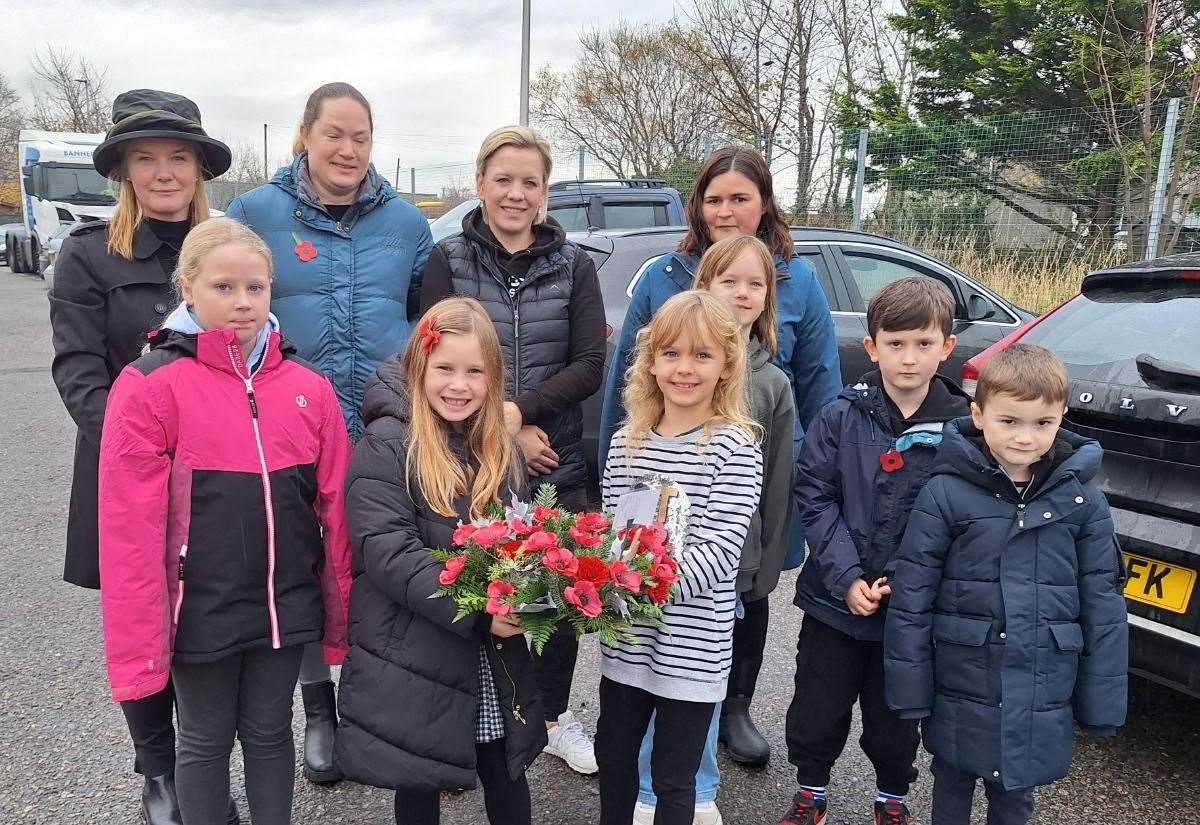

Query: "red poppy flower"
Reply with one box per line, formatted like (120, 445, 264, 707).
(471, 522, 510, 549)
(573, 555, 611, 588)
(497, 540, 524, 560)
(485, 580, 515, 615)
(879, 450, 905, 473)
(291, 232, 317, 262)
(569, 525, 603, 548)
(541, 547, 579, 576)
(451, 523, 478, 547)
(564, 580, 603, 618)
(533, 505, 562, 524)
(523, 531, 559, 553)
(508, 518, 535, 537)
(647, 579, 671, 605)
(438, 554, 467, 586)
(609, 560, 642, 593)
(574, 512, 611, 534)
(650, 561, 679, 588)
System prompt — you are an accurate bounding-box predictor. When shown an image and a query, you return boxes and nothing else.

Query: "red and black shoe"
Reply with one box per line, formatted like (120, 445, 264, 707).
(874, 798, 913, 825)
(779, 789, 827, 825)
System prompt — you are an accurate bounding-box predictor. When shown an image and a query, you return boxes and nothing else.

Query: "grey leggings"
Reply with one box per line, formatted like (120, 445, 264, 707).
(172, 645, 304, 825)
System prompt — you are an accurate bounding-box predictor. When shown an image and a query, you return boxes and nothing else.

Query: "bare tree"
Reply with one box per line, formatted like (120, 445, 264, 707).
(0, 72, 22, 200)
(27, 47, 111, 133)
(531, 21, 720, 178)
(223, 141, 268, 184)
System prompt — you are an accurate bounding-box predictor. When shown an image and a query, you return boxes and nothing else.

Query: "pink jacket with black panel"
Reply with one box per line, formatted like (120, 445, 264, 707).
(98, 326, 353, 703)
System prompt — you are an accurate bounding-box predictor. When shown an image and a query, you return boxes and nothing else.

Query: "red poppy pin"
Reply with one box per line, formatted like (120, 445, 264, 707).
(880, 450, 905, 472)
(291, 232, 317, 262)
(417, 315, 441, 354)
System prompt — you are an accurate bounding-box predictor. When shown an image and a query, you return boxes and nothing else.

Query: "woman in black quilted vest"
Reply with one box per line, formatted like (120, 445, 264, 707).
(419, 124, 606, 775)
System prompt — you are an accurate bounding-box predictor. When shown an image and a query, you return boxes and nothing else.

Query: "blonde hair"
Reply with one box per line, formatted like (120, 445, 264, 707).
(475, 125, 553, 225)
(622, 290, 759, 452)
(174, 217, 273, 299)
(107, 146, 210, 260)
(693, 235, 779, 356)
(404, 298, 519, 519)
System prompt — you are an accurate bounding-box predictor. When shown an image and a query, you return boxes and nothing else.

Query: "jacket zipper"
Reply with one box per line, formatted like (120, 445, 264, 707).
(172, 544, 188, 624)
(493, 645, 526, 725)
(226, 341, 282, 649)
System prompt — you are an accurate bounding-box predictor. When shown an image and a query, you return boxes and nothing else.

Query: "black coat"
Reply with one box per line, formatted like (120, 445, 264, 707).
(49, 221, 178, 588)
(884, 418, 1128, 790)
(334, 357, 547, 792)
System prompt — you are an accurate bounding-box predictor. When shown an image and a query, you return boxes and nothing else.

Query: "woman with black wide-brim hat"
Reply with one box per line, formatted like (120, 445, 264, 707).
(49, 89, 239, 825)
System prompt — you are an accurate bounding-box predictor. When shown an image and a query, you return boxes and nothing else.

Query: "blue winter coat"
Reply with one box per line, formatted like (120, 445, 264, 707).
(793, 374, 970, 640)
(226, 156, 433, 441)
(884, 418, 1128, 791)
(597, 249, 841, 570)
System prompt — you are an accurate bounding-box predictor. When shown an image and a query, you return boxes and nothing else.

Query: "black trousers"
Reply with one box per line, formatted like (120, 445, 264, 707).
(785, 614, 920, 796)
(930, 756, 1034, 825)
(120, 679, 176, 778)
(595, 676, 716, 825)
(728, 595, 770, 699)
(531, 484, 588, 722)
(393, 739, 530, 825)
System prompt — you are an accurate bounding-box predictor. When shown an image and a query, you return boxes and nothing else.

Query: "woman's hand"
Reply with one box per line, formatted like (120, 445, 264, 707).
(516, 425, 559, 476)
(503, 401, 523, 436)
(490, 613, 525, 638)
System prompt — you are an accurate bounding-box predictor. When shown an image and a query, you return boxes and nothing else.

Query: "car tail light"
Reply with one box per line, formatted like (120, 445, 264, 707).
(1178, 270, 1200, 281)
(961, 361, 979, 398)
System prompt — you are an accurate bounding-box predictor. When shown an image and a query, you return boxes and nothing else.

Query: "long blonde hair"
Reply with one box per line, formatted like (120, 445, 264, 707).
(475, 125, 553, 225)
(693, 234, 779, 357)
(403, 298, 518, 518)
(622, 290, 759, 451)
(107, 147, 210, 260)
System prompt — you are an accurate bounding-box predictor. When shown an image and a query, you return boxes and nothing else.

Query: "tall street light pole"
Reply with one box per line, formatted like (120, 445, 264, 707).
(519, 0, 531, 126)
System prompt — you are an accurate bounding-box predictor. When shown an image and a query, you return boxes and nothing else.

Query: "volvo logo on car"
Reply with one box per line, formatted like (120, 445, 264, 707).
(1167, 404, 1189, 417)
(1075, 392, 1188, 417)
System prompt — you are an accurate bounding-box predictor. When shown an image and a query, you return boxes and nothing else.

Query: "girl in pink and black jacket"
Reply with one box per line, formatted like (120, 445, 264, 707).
(98, 218, 353, 825)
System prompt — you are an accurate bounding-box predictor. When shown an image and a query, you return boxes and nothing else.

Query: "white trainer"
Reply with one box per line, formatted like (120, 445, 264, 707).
(543, 710, 598, 774)
(632, 801, 656, 825)
(693, 801, 724, 825)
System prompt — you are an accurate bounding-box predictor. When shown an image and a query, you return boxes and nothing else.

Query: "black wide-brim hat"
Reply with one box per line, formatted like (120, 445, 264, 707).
(93, 89, 232, 180)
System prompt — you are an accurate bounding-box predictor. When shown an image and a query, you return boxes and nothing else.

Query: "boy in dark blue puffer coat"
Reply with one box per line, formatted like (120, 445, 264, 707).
(884, 344, 1128, 825)
(780, 278, 970, 825)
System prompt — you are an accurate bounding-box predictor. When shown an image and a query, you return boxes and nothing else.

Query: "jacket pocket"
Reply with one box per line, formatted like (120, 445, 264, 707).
(1037, 622, 1083, 708)
(932, 614, 994, 703)
(1048, 622, 1084, 652)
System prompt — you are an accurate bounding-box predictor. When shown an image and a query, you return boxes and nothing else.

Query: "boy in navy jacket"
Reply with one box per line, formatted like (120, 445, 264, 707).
(779, 278, 970, 825)
(884, 344, 1127, 825)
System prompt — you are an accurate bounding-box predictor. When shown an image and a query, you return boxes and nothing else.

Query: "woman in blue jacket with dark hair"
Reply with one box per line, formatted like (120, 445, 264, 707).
(226, 81, 432, 788)
(599, 146, 840, 821)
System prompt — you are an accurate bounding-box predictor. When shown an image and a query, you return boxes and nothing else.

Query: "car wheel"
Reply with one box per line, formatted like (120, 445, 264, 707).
(11, 236, 28, 273)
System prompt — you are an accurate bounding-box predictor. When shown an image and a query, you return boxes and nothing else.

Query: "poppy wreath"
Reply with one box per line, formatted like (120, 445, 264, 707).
(429, 484, 679, 653)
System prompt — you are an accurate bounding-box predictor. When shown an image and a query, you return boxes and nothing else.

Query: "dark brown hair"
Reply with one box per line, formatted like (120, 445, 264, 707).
(679, 146, 793, 261)
(975, 343, 1069, 409)
(292, 82, 374, 155)
(866, 276, 955, 338)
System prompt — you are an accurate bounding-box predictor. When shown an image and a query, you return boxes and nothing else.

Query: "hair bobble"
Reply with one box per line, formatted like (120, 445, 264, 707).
(418, 315, 442, 354)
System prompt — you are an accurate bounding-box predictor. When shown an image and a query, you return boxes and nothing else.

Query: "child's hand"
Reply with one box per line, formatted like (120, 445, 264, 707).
(845, 578, 881, 616)
(490, 614, 525, 638)
(869, 577, 892, 600)
(517, 425, 559, 476)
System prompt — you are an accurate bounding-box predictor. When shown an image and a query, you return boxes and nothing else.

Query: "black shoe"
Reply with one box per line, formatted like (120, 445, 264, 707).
(873, 799, 912, 825)
(719, 696, 770, 766)
(226, 796, 241, 825)
(301, 680, 343, 784)
(141, 773, 182, 825)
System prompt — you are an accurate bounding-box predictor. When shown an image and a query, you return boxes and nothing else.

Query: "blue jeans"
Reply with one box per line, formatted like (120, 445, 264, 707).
(637, 703, 721, 805)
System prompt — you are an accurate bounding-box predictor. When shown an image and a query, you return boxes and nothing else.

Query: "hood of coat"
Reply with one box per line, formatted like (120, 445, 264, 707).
(841, 371, 971, 427)
(362, 355, 412, 428)
(268, 153, 393, 217)
(462, 205, 566, 259)
(748, 336, 772, 372)
(938, 415, 1102, 495)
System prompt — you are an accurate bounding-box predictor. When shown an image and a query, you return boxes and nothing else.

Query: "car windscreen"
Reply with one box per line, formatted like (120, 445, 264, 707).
(42, 165, 115, 205)
(1019, 282, 1200, 384)
(429, 199, 478, 242)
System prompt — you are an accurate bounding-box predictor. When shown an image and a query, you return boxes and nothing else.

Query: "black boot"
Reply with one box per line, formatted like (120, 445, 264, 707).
(141, 773, 182, 825)
(301, 680, 343, 784)
(719, 696, 770, 767)
(226, 795, 241, 825)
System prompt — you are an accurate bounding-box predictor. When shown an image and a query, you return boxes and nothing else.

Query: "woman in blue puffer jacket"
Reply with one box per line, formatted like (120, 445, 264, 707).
(598, 146, 841, 819)
(225, 81, 432, 788)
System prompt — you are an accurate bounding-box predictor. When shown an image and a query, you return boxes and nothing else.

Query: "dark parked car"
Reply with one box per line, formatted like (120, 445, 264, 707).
(429, 179, 686, 242)
(573, 225, 1035, 478)
(962, 254, 1200, 698)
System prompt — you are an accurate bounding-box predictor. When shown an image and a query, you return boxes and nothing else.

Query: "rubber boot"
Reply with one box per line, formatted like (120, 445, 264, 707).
(719, 696, 770, 767)
(301, 680, 343, 783)
(141, 773, 183, 825)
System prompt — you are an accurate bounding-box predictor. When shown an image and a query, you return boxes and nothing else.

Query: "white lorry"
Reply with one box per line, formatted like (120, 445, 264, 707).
(7, 130, 115, 274)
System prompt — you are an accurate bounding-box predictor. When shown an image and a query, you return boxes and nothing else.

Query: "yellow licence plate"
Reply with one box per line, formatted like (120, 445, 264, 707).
(1122, 553, 1197, 614)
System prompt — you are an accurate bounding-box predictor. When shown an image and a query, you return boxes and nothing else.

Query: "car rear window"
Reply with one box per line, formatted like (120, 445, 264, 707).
(1020, 283, 1200, 376)
(603, 202, 669, 229)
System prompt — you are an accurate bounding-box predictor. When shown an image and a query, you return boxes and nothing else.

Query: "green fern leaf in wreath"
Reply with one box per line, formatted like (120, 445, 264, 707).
(533, 483, 558, 509)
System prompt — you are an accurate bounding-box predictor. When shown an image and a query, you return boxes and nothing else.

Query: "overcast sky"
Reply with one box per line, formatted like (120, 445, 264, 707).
(6, 0, 683, 184)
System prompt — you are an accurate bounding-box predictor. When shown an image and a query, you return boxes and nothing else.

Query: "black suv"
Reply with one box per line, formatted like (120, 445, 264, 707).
(964, 254, 1200, 697)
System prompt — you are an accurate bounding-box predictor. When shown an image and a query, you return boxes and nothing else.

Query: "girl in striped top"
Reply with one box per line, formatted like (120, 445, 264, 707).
(595, 290, 763, 825)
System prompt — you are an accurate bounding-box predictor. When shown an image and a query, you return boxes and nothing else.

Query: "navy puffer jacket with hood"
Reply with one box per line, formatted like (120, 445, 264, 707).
(884, 417, 1128, 791)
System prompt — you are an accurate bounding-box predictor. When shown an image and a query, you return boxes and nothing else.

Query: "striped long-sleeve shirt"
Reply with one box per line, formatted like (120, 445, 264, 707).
(601, 424, 763, 702)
